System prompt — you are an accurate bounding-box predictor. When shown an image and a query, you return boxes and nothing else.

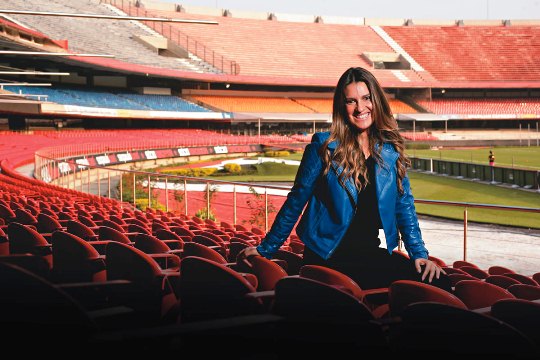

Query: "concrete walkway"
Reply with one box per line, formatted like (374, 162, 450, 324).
(414, 215, 540, 277)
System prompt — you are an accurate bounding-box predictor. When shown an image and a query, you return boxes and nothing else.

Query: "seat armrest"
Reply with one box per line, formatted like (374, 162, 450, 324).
(160, 239, 182, 250)
(57, 280, 133, 310)
(149, 253, 181, 269)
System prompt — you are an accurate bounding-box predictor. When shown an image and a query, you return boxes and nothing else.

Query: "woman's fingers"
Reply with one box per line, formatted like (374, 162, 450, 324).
(416, 259, 442, 283)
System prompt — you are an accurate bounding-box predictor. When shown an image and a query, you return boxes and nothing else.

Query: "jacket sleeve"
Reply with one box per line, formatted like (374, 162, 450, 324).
(257, 135, 324, 258)
(395, 173, 429, 261)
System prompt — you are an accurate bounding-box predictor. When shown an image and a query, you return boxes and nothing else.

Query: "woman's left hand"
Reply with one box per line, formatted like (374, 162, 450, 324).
(415, 258, 446, 283)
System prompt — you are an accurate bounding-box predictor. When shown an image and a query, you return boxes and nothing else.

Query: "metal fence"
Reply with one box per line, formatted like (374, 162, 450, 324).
(410, 157, 540, 190)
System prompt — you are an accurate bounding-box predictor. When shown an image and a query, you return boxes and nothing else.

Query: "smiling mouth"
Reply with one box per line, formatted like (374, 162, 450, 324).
(354, 113, 369, 120)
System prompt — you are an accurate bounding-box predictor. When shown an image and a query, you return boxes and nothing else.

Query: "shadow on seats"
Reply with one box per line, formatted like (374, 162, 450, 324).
(0, 262, 97, 350)
(178, 256, 264, 323)
(391, 301, 537, 357)
(272, 276, 388, 357)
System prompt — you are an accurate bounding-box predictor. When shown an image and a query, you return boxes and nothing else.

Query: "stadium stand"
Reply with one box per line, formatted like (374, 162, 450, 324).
(0, 0, 539, 356)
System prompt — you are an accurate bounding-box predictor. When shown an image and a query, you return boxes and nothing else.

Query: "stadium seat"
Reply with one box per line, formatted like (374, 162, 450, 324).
(178, 256, 263, 323)
(392, 301, 537, 357)
(460, 265, 489, 279)
(502, 273, 539, 286)
(488, 265, 516, 275)
(507, 284, 540, 300)
(105, 242, 179, 325)
(271, 276, 387, 356)
(272, 248, 303, 275)
(51, 230, 106, 283)
(37, 213, 65, 233)
(66, 220, 98, 241)
(7, 222, 52, 269)
(452, 260, 480, 269)
(388, 279, 466, 317)
(447, 273, 478, 287)
(491, 298, 540, 346)
(453, 279, 515, 310)
(0, 262, 98, 349)
(300, 264, 389, 317)
(485, 274, 522, 289)
(133, 233, 181, 271)
(249, 255, 288, 291)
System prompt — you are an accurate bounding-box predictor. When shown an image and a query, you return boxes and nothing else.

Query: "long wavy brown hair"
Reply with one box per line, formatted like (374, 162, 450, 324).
(321, 67, 410, 194)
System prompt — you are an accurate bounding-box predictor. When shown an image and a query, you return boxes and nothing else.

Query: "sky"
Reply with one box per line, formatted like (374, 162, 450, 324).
(160, 0, 540, 20)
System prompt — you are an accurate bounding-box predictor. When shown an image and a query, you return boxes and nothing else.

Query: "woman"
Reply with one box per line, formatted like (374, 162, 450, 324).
(239, 67, 448, 290)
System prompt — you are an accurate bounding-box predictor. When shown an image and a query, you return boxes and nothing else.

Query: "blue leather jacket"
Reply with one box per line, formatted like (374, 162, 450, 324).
(257, 131, 429, 261)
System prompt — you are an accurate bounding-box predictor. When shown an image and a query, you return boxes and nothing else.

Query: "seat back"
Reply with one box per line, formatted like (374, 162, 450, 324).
(15, 208, 38, 226)
(485, 275, 522, 289)
(178, 256, 259, 322)
(101, 219, 125, 232)
(66, 220, 96, 241)
(0, 203, 16, 222)
(127, 223, 151, 235)
(488, 265, 516, 275)
(453, 279, 515, 310)
(273, 249, 303, 275)
(106, 241, 162, 283)
(273, 276, 386, 353)
(198, 230, 226, 245)
(78, 215, 98, 228)
(460, 265, 489, 279)
(273, 276, 375, 324)
(452, 260, 479, 269)
(491, 298, 540, 345)
(134, 233, 171, 253)
(507, 284, 540, 300)
(37, 213, 63, 233)
(0, 262, 97, 346)
(389, 279, 467, 316)
(155, 229, 183, 241)
(250, 255, 288, 291)
(502, 273, 539, 286)
(98, 226, 131, 244)
(170, 226, 196, 239)
(105, 242, 177, 321)
(51, 231, 105, 283)
(300, 264, 365, 300)
(7, 222, 51, 267)
(395, 301, 537, 357)
(182, 242, 226, 263)
(108, 214, 128, 226)
(447, 273, 478, 287)
(0, 227, 8, 256)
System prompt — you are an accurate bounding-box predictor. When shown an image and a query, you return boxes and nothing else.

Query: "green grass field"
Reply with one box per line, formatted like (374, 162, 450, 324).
(408, 171, 540, 228)
(407, 146, 540, 170)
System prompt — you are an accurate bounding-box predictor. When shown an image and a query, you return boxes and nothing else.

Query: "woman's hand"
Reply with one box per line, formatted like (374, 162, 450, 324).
(415, 258, 446, 283)
(237, 246, 261, 261)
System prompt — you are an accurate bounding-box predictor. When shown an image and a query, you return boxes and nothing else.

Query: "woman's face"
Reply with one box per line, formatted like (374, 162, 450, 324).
(343, 81, 373, 132)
